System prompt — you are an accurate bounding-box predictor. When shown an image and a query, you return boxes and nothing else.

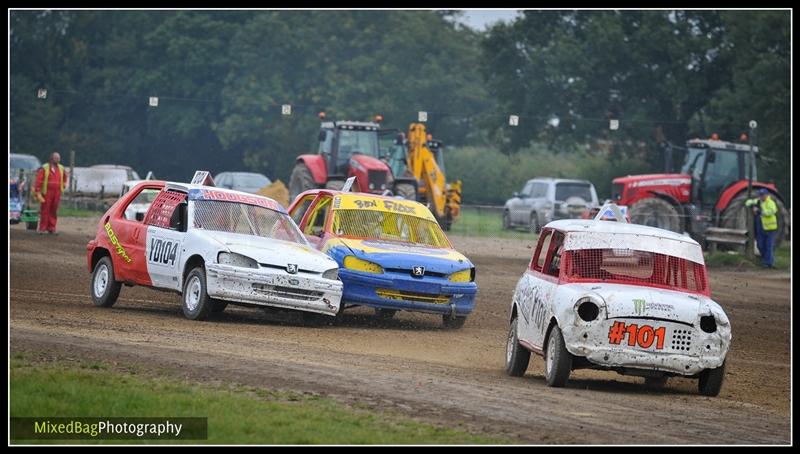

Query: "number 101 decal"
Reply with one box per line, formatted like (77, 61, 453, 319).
(149, 238, 179, 266)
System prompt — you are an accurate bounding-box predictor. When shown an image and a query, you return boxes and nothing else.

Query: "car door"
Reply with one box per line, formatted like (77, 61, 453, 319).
(107, 184, 162, 285)
(289, 194, 317, 226)
(298, 195, 333, 249)
(519, 229, 563, 349)
(143, 189, 188, 291)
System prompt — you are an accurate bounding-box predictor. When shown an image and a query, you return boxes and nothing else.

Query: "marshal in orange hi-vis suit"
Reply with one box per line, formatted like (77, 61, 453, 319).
(34, 152, 68, 234)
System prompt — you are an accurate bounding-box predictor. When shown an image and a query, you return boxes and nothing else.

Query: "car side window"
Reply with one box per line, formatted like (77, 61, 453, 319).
(533, 183, 547, 198)
(545, 231, 565, 278)
(144, 190, 189, 231)
(304, 197, 331, 237)
(531, 230, 553, 272)
(290, 195, 317, 226)
(123, 187, 161, 222)
(521, 182, 534, 197)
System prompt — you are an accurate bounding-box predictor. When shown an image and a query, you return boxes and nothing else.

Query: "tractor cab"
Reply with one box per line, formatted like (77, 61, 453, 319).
(318, 120, 381, 176)
(681, 138, 757, 211)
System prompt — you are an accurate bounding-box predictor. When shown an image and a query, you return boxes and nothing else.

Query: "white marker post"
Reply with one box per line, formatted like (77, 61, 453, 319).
(149, 97, 159, 107)
(509, 115, 519, 126)
(609, 119, 619, 130)
(281, 104, 292, 115)
(418, 111, 428, 122)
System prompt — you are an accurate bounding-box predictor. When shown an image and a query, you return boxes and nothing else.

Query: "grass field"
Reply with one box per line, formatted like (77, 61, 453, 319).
(705, 243, 791, 270)
(10, 354, 501, 445)
(57, 205, 104, 218)
(449, 206, 537, 240)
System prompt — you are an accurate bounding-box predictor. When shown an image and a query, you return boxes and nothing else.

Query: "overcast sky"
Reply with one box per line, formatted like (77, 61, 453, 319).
(456, 9, 521, 30)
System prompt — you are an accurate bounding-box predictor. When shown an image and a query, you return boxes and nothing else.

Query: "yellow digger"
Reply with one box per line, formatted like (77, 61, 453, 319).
(381, 122, 462, 231)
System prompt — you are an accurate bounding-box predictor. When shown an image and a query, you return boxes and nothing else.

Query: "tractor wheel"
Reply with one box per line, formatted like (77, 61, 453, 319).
(630, 197, 683, 233)
(721, 192, 788, 249)
(288, 163, 317, 201)
(394, 183, 417, 201)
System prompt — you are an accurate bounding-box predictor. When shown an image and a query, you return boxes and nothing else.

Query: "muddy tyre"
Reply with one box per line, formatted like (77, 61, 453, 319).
(91, 256, 122, 308)
(182, 267, 213, 321)
(289, 163, 317, 201)
(211, 300, 228, 313)
(630, 197, 682, 233)
(544, 325, 573, 387)
(442, 314, 467, 329)
(698, 360, 726, 397)
(505, 317, 531, 377)
(721, 192, 788, 249)
(394, 183, 417, 201)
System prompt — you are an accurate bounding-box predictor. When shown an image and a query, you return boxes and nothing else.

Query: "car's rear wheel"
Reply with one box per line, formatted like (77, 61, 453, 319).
(182, 267, 213, 321)
(91, 256, 122, 308)
(698, 360, 726, 397)
(502, 211, 511, 230)
(544, 325, 573, 387)
(505, 317, 531, 377)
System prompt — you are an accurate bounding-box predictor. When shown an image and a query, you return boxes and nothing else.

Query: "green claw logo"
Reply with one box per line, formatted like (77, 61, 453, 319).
(633, 298, 646, 315)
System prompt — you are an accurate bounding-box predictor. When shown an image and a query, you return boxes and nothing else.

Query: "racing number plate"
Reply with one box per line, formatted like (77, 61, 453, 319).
(607, 321, 666, 350)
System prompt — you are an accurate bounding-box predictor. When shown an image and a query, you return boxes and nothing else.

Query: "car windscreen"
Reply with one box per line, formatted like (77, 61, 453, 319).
(555, 183, 593, 202)
(192, 200, 307, 245)
(10, 156, 41, 171)
(562, 248, 707, 294)
(331, 209, 451, 248)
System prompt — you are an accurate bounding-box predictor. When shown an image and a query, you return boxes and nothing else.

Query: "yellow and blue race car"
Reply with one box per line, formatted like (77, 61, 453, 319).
(288, 189, 477, 328)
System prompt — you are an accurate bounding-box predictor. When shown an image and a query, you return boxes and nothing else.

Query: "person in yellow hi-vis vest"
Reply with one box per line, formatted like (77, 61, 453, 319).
(34, 152, 68, 234)
(745, 188, 779, 268)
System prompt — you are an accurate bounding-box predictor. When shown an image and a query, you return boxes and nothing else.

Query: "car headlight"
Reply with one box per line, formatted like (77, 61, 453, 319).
(322, 268, 339, 280)
(218, 252, 258, 269)
(448, 268, 473, 282)
(343, 256, 383, 274)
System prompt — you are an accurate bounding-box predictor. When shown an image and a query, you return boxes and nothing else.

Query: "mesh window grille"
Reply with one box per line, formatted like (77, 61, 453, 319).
(144, 190, 187, 228)
(332, 209, 451, 248)
(193, 200, 307, 245)
(562, 248, 708, 294)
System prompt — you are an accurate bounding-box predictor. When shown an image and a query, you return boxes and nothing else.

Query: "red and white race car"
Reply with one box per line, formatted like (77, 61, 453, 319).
(86, 179, 343, 321)
(505, 204, 731, 396)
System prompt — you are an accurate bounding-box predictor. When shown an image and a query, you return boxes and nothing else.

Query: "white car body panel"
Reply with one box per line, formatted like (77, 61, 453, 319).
(142, 184, 343, 316)
(512, 221, 731, 377)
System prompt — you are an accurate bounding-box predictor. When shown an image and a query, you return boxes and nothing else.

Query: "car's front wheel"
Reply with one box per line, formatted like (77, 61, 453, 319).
(544, 325, 573, 387)
(91, 256, 122, 308)
(182, 267, 213, 321)
(505, 317, 531, 377)
(698, 360, 726, 396)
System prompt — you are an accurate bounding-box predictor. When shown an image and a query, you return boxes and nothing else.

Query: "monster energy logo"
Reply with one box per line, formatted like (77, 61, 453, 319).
(633, 298, 646, 315)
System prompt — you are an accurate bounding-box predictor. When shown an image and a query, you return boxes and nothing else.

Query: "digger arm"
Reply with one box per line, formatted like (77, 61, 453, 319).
(407, 123, 447, 219)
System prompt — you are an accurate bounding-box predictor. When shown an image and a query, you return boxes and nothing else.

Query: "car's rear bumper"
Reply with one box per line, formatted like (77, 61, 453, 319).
(338, 269, 477, 316)
(206, 264, 343, 316)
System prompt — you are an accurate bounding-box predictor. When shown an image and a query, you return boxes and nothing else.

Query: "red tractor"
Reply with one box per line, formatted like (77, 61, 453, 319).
(288, 113, 417, 203)
(613, 136, 788, 247)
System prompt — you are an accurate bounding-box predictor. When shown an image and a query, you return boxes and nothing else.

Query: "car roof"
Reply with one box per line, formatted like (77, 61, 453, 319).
(131, 180, 286, 212)
(527, 177, 594, 185)
(297, 189, 437, 221)
(545, 219, 704, 263)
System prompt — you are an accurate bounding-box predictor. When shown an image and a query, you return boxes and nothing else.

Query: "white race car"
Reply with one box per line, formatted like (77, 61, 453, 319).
(87, 178, 343, 321)
(505, 205, 731, 396)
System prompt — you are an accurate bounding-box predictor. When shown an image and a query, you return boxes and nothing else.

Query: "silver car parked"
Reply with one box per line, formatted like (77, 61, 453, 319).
(502, 177, 599, 233)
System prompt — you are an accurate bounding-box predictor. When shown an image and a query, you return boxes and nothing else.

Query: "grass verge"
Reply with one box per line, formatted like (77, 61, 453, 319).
(10, 354, 501, 445)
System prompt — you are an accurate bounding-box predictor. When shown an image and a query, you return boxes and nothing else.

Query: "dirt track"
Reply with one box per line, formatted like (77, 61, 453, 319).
(9, 218, 791, 444)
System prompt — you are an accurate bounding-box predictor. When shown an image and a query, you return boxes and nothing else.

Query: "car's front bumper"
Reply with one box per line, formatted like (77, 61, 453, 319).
(338, 269, 477, 316)
(206, 264, 343, 316)
(562, 318, 730, 376)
